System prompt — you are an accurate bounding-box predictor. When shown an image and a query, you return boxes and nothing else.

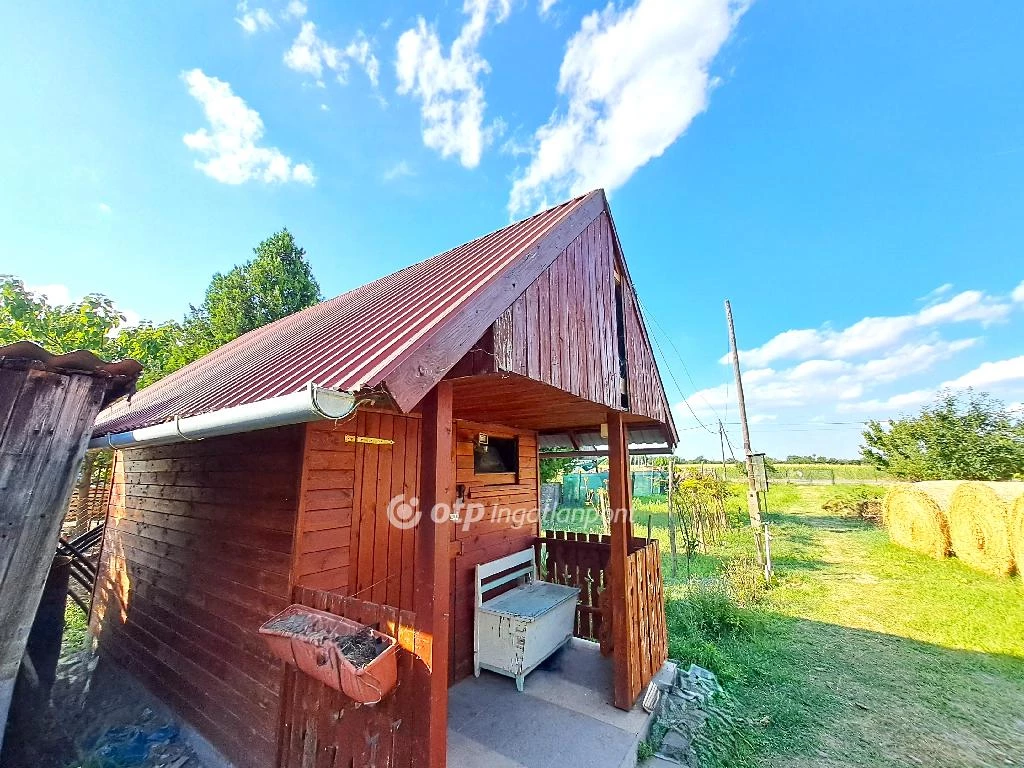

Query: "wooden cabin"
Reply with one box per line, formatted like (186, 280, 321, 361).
(89, 190, 676, 768)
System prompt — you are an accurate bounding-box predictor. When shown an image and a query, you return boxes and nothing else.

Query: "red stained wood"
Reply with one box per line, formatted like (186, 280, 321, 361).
(91, 427, 303, 768)
(448, 422, 540, 682)
(384, 193, 607, 413)
(487, 208, 676, 444)
(276, 587, 425, 768)
(415, 383, 455, 768)
(606, 410, 636, 710)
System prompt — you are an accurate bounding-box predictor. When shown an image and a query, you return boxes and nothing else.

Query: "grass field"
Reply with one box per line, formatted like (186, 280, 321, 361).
(545, 484, 1024, 767)
(677, 463, 892, 484)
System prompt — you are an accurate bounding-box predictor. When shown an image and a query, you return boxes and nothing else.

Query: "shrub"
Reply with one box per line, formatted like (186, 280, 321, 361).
(666, 575, 763, 681)
(822, 484, 885, 521)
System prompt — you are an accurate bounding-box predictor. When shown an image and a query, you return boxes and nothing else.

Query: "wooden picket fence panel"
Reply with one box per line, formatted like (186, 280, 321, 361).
(277, 587, 428, 768)
(622, 539, 668, 703)
(538, 531, 667, 701)
(538, 530, 611, 643)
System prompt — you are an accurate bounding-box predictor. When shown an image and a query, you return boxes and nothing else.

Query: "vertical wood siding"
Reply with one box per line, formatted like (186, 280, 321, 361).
(449, 421, 540, 682)
(277, 587, 425, 768)
(490, 210, 673, 432)
(295, 412, 422, 611)
(493, 213, 619, 410)
(91, 427, 303, 768)
(621, 288, 674, 426)
(347, 411, 421, 611)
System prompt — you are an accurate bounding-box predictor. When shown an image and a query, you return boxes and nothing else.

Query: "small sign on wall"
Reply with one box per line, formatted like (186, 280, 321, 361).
(344, 435, 395, 446)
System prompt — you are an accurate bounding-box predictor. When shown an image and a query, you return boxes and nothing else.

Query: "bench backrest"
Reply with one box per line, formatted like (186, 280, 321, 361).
(475, 547, 537, 608)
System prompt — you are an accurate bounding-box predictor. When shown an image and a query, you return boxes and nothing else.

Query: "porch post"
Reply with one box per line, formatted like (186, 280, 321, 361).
(414, 381, 454, 768)
(607, 410, 635, 710)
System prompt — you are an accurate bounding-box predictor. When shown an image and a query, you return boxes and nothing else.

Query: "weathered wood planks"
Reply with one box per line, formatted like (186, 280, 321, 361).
(0, 363, 113, 749)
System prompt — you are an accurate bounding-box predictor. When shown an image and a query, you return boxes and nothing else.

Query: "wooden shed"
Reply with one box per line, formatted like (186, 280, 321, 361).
(88, 190, 676, 768)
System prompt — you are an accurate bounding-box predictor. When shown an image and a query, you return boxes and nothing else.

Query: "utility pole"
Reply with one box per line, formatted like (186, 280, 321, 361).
(718, 420, 729, 482)
(725, 300, 765, 563)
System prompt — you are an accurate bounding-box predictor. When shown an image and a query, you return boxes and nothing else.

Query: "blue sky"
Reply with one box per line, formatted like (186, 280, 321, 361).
(2, 0, 1023, 458)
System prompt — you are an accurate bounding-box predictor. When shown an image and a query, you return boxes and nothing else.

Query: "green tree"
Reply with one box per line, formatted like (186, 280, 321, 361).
(860, 390, 1024, 481)
(186, 229, 321, 354)
(0, 276, 188, 387)
(539, 448, 578, 483)
(0, 277, 124, 353)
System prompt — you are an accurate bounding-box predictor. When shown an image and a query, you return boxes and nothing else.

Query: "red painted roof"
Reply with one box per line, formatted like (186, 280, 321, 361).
(94, 193, 595, 437)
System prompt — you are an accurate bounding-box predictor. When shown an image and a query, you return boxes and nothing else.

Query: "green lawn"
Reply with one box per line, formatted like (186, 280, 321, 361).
(546, 484, 1024, 768)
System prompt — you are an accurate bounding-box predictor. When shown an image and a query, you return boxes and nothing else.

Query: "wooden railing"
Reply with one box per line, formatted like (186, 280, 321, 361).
(537, 531, 611, 644)
(277, 587, 427, 768)
(621, 539, 668, 704)
(57, 523, 105, 612)
(537, 531, 668, 705)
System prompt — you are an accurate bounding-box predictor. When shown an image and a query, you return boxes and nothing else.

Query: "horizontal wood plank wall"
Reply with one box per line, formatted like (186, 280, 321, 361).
(492, 213, 619, 410)
(291, 421, 357, 593)
(91, 427, 304, 768)
(449, 421, 539, 682)
(341, 410, 422, 612)
(621, 287, 674, 427)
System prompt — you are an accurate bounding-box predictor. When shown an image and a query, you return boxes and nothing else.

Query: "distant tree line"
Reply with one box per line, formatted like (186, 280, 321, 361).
(0, 229, 320, 388)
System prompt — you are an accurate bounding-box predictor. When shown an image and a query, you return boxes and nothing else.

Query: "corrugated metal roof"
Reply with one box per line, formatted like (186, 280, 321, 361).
(94, 193, 594, 437)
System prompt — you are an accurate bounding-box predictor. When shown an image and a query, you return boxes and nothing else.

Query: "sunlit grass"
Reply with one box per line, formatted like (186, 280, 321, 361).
(546, 482, 1024, 767)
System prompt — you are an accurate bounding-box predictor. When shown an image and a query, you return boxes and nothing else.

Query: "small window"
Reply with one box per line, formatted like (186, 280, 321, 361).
(474, 436, 519, 475)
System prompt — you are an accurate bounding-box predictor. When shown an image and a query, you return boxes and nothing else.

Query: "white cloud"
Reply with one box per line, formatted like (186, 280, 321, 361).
(282, 0, 307, 20)
(918, 282, 953, 303)
(729, 289, 1012, 368)
(688, 338, 977, 416)
(181, 69, 315, 185)
(1012, 280, 1024, 303)
(839, 355, 1024, 414)
(943, 356, 1024, 390)
(395, 0, 511, 169)
(508, 0, 745, 216)
(539, 0, 559, 16)
(98, 202, 112, 214)
(383, 160, 415, 181)
(235, 1, 274, 33)
(285, 22, 379, 87)
(320, 103, 329, 111)
(26, 283, 72, 305)
(836, 389, 934, 414)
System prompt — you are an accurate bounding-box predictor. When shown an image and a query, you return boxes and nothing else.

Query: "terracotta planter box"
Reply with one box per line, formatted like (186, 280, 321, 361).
(259, 605, 398, 704)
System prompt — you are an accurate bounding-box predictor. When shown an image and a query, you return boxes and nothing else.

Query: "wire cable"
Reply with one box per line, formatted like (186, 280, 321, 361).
(635, 297, 719, 435)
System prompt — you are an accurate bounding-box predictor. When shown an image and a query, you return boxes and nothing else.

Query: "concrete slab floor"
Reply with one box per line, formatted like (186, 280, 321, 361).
(447, 639, 667, 768)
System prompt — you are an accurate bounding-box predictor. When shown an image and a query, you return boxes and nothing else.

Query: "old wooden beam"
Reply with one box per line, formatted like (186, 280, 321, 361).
(606, 409, 636, 710)
(0, 365, 112, 749)
(414, 381, 455, 768)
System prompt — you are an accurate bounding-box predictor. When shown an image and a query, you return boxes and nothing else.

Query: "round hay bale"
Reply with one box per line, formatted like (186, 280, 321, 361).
(1009, 494, 1024, 581)
(882, 482, 958, 559)
(947, 481, 1024, 577)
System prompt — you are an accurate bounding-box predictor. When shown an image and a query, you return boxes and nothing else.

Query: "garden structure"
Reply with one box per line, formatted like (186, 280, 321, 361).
(87, 190, 674, 768)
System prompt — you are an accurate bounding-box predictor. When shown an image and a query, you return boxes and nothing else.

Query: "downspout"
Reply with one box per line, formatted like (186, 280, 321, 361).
(88, 383, 358, 451)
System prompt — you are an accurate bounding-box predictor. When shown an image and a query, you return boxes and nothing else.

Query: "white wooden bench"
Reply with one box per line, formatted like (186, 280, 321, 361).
(474, 547, 580, 691)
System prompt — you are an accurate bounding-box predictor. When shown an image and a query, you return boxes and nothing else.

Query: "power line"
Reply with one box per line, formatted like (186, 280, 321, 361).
(636, 296, 724, 428)
(639, 304, 717, 435)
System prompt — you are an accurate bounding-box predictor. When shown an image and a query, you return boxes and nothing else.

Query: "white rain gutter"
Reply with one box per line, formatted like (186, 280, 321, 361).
(88, 384, 357, 451)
